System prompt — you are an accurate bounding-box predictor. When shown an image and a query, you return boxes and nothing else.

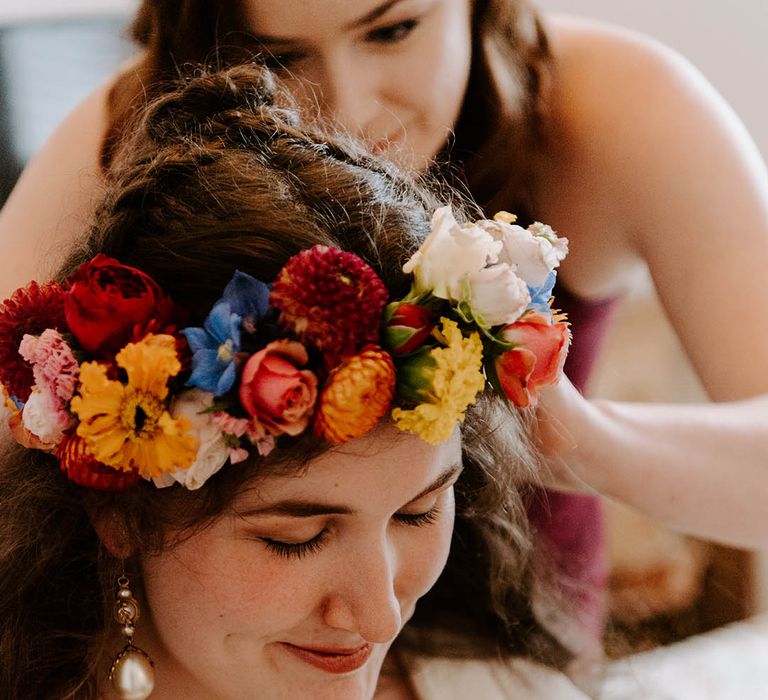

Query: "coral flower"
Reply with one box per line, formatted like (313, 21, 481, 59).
(495, 312, 570, 408)
(70, 334, 197, 478)
(315, 346, 396, 445)
(392, 318, 485, 445)
(270, 245, 389, 363)
(0, 279, 67, 402)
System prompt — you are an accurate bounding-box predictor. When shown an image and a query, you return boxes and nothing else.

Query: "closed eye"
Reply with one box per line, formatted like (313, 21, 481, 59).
(260, 530, 327, 559)
(393, 504, 441, 527)
(366, 18, 419, 44)
(259, 504, 441, 558)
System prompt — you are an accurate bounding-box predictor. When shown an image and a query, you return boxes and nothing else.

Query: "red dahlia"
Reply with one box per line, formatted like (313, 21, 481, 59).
(270, 246, 389, 364)
(0, 280, 67, 401)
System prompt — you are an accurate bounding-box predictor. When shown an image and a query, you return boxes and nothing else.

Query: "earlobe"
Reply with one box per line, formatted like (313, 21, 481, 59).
(88, 506, 134, 559)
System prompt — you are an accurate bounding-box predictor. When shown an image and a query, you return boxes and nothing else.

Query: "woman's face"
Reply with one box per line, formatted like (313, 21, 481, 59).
(241, 0, 473, 169)
(139, 424, 462, 699)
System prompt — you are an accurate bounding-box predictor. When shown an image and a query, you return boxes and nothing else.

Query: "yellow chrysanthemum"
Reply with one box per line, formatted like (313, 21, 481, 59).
(392, 318, 485, 445)
(71, 334, 197, 478)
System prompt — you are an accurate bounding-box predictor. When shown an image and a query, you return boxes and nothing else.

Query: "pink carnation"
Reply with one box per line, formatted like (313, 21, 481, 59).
(19, 329, 79, 405)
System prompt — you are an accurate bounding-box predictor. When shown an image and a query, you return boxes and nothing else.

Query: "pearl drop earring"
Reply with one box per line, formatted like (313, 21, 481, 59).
(109, 575, 156, 700)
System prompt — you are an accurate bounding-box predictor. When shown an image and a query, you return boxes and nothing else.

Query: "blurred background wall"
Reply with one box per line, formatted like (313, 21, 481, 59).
(537, 0, 768, 162)
(0, 1, 136, 203)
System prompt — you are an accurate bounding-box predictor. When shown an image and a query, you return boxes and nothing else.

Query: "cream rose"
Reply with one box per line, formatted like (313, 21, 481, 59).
(155, 388, 229, 490)
(464, 264, 531, 328)
(480, 219, 568, 287)
(403, 206, 502, 300)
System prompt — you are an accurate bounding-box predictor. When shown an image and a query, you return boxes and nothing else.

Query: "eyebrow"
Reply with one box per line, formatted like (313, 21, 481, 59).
(252, 0, 407, 45)
(236, 461, 463, 519)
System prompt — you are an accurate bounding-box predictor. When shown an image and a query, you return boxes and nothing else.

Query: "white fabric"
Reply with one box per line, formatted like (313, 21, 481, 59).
(406, 653, 590, 699)
(603, 615, 768, 699)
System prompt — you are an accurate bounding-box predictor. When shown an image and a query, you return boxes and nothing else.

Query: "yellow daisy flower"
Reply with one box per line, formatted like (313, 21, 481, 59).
(392, 318, 485, 445)
(71, 334, 197, 478)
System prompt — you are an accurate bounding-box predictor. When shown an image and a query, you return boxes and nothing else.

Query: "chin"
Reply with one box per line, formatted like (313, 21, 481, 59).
(285, 675, 379, 700)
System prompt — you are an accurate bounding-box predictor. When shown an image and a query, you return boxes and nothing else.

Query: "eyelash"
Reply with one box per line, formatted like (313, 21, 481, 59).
(261, 51, 305, 71)
(261, 504, 442, 559)
(261, 18, 420, 71)
(367, 18, 420, 44)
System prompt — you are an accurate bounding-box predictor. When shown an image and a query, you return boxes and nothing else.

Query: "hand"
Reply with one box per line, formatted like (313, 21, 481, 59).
(534, 375, 599, 493)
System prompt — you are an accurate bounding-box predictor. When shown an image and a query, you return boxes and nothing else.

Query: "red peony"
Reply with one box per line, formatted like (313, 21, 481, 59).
(270, 245, 389, 364)
(64, 254, 179, 356)
(0, 279, 67, 402)
(495, 312, 570, 408)
(239, 340, 319, 437)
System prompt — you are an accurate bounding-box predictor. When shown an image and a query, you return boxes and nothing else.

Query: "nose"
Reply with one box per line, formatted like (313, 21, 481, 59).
(316, 53, 380, 136)
(321, 538, 402, 644)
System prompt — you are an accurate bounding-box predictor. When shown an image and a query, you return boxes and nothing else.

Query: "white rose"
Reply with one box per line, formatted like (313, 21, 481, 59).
(403, 206, 502, 300)
(21, 388, 71, 446)
(480, 220, 568, 287)
(154, 389, 229, 490)
(465, 264, 531, 328)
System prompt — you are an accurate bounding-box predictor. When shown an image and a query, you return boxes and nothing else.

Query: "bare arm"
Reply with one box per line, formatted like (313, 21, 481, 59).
(536, 17, 768, 549)
(0, 79, 112, 295)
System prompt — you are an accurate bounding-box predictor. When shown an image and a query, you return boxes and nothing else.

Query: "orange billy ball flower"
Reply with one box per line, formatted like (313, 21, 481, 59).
(56, 433, 140, 491)
(315, 346, 396, 445)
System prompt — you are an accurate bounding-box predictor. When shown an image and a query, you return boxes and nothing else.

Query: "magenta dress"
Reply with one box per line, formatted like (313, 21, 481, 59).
(528, 284, 618, 657)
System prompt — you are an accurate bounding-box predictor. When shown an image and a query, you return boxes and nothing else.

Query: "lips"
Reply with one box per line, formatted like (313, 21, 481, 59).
(281, 641, 373, 674)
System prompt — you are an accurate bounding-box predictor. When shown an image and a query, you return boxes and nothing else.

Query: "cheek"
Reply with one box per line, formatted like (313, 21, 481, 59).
(141, 540, 318, 646)
(396, 498, 456, 604)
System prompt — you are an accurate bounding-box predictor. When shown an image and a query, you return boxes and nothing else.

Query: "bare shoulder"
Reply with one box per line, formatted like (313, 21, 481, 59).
(0, 57, 142, 295)
(545, 14, 727, 136)
(536, 15, 760, 297)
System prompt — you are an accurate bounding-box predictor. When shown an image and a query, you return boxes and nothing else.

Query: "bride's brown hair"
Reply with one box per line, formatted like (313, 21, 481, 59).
(0, 64, 566, 700)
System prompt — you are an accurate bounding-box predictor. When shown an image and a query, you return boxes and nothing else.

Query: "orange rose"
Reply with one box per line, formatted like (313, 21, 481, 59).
(239, 340, 318, 436)
(495, 312, 570, 408)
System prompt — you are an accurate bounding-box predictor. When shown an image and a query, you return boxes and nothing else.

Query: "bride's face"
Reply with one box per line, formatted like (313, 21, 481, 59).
(139, 423, 462, 699)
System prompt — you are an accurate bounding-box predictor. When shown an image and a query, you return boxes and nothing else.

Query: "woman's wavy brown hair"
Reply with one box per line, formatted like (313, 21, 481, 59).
(0, 64, 566, 699)
(104, 0, 553, 222)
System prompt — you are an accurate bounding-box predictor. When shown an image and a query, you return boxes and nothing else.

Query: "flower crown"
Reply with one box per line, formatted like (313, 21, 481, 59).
(0, 207, 570, 491)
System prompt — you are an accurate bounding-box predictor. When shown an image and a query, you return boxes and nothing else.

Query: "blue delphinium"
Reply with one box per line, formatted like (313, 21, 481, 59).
(527, 270, 557, 317)
(183, 301, 242, 396)
(182, 271, 271, 396)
